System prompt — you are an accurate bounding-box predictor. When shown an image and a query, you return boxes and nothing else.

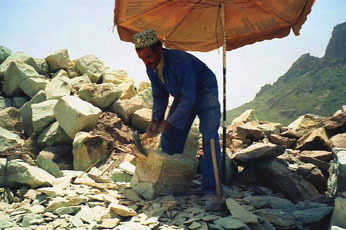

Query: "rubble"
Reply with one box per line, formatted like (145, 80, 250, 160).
(0, 47, 344, 229)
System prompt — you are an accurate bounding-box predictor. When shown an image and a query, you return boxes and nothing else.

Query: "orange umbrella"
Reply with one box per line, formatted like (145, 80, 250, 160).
(113, 0, 315, 182)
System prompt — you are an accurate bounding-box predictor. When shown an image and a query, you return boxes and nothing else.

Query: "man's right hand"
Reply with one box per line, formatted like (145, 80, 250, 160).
(146, 120, 160, 137)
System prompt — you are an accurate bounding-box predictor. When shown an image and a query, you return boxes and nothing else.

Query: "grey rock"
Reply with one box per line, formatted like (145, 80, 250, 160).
(253, 209, 295, 227)
(293, 206, 333, 224)
(12, 96, 29, 109)
(22, 214, 44, 227)
(213, 216, 248, 229)
(328, 149, 346, 196)
(35, 154, 64, 178)
(45, 76, 72, 100)
(34, 58, 49, 75)
(53, 206, 81, 215)
(0, 107, 24, 133)
(19, 75, 49, 98)
(226, 198, 258, 224)
(233, 143, 286, 165)
(331, 197, 346, 228)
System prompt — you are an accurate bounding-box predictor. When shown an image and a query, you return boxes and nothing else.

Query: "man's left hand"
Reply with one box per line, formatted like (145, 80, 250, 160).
(158, 120, 171, 133)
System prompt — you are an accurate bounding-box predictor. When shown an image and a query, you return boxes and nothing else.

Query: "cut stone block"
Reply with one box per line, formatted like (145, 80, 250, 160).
(102, 69, 128, 85)
(0, 127, 25, 152)
(45, 49, 70, 72)
(131, 108, 151, 133)
(117, 80, 137, 99)
(19, 76, 50, 98)
(31, 100, 57, 134)
(75, 54, 109, 83)
(45, 76, 72, 100)
(111, 97, 145, 123)
(37, 121, 72, 148)
(0, 159, 55, 188)
(54, 96, 102, 139)
(0, 45, 11, 64)
(130, 148, 197, 200)
(0, 107, 24, 133)
(72, 131, 113, 171)
(78, 83, 121, 109)
(0, 51, 40, 79)
(20, 90, 47, 136)
(2, 62, 40, 97)
(69, 74, 91, 88)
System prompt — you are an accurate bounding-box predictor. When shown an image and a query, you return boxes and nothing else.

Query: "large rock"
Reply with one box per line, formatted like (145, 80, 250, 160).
(45, 76, 72, 100)
(232, 143, 286, 165)
(45, 49, 70, 72)
(331, 133, 346, 148)
(287, 114, 326, 137)
(0, 127, 25, 152)
(69, 74, 91, 89)
(78, 83, 121, 109)
(255, 159, 320, 202)
(231, 109, 257, 126)
(0, 159, 55, 188)
(102, 69, 128, 85)
(0, 107, 24, 133)
(54, 96, 102, 139)
(131, 108, 151, 133)
(331, 197, 346, 228)
(293, 206, 333, 224)
(117, 80, 137, 100)
(257, 122, 283, 137)
(253, 209, 296, 227)
(31, 100, 57, 134)
(269, 134, 296, 148)
(20, 90, 47, 136)
(236, 121, 264, 141)
(297, 151, 331, 171)
(130, 148, 197, 200)
(51, 69, 68, 79)
(297, 127, 331, 151)
(0, 51, 40, 79)
(72, 131, 113, 171)
(328, 148, 346, 196)
(0, 46, 11, 63)
(19, 76, 50, 98)
(296, 163, 327, 193)
(75, 54, 109, 83)
(132, 88, 153, 109)
(37, 121, 72, 148)
(2, 62, 40, 97)
(34, 58, 49, 75)
(12, 96, 29, 109)
(111, 97, 145, 123)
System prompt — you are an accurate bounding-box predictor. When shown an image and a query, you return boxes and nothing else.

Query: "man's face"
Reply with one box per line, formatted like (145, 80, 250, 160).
(136, 46, 162, 69)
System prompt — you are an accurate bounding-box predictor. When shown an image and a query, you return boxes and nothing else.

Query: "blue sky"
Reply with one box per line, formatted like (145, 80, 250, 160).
(1, 0, 345, 109)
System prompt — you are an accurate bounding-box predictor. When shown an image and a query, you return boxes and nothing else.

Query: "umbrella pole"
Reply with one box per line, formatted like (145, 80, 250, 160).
(221, 3, 226, 184)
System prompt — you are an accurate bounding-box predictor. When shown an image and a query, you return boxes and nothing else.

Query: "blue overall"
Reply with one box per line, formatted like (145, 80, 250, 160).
(146, 48, 222, 195)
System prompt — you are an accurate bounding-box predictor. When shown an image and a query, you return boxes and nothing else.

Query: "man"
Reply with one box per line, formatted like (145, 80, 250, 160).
(134, 29, 222, 196)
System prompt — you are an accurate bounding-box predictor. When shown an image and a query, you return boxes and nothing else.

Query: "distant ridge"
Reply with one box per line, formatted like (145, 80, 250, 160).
(227, 22, 346, 126)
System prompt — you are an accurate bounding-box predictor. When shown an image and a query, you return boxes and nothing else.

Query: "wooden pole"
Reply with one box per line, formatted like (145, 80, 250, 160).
(210, 138, 221, 202)
(221, 3, 227, 184)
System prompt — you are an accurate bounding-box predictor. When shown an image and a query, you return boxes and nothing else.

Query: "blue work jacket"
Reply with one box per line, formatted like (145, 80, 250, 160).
(146, 48, 218, 130)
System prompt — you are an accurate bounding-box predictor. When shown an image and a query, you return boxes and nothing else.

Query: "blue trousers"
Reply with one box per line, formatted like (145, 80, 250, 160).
(161, 88, 222, 195)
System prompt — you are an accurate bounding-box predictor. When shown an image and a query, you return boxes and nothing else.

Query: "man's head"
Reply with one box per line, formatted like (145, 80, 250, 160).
(134, 29, 162, 69)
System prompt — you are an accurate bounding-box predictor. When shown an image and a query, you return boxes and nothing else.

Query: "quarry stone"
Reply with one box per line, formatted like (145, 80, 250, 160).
(31, 100, 57, 134)
(75, 54, 109, 83)
(45, 49, 70, 72)
(54, 96, 102, 139)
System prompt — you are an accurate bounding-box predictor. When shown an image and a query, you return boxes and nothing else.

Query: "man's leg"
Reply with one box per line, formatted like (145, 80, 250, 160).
(197, 89, 222, 195)
(161, 100, 196, 155)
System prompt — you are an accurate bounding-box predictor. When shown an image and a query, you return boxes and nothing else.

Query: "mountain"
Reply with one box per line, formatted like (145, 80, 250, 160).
(227, 22, 346, 126)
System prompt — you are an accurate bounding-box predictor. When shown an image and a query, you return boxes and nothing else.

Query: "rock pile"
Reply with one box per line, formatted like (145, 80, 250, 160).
(0, 46, 345, 229)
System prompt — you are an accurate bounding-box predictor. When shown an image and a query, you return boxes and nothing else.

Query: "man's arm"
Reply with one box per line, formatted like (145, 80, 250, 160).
(166, 63, 196, 129)
(149, 73, 169, 122)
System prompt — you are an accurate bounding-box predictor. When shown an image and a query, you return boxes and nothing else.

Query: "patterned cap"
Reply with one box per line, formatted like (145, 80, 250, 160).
(133, 29, 158, 48)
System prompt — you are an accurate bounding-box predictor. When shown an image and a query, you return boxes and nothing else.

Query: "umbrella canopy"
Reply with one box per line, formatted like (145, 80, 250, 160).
(113, 0, 315, 183)
(114, 0, 315, 51)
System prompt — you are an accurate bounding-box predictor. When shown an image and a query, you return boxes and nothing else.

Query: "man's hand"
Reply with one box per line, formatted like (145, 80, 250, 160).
(158, 120, 171, 133)
(146, 120, 160, 137)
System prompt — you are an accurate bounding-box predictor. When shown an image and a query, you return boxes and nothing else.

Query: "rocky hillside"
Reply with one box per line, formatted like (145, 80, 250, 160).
(227, 22, 346, 126)
(0, 45, 345, 230)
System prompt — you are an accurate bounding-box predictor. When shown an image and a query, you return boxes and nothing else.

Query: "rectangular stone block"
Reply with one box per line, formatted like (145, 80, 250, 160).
(130, 148, 197, 200)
